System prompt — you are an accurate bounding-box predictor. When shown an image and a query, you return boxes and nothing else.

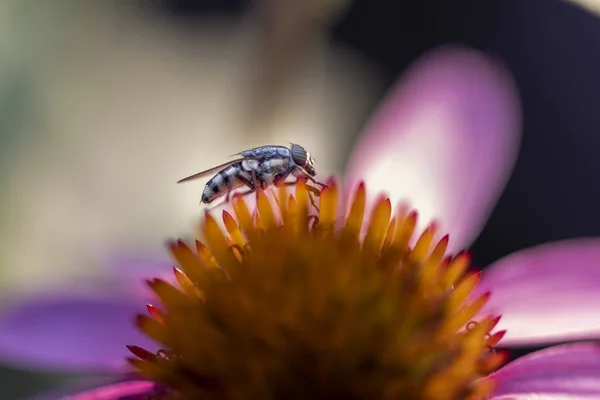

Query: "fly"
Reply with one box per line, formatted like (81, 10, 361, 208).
(177, 144, 327, 209)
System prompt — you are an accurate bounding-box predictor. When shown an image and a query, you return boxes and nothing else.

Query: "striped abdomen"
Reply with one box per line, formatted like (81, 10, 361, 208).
(201, 163, 250, 204)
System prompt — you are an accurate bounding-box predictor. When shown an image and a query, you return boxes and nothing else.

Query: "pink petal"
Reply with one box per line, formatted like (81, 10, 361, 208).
(490, 343, 600, 399)
(474, 238, 600, 346)
(344, 46, 521, 253)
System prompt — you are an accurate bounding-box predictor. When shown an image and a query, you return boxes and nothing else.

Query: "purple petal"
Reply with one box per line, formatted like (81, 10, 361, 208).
(30, 379, 163, 400)
(344, 46, 521, 253)
(0, 294, 158, 373)
(490, 343, 600, 399)
(106, 253, 176, 302)
(474, 238, 600, 346)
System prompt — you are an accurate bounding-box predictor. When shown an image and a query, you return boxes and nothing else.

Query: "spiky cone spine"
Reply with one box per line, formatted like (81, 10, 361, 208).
(129, 179, 506, 400)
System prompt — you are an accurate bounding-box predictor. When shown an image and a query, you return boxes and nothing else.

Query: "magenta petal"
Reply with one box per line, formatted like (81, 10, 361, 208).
(491, 395, 595, 400)
(30, 379, 163, 400)
(0, 295, 158, 373)
(64, 380, 162, 400)
(490, 343, 600, 398)
(344, 45, 521, 253)
(474, 238, 600, 346)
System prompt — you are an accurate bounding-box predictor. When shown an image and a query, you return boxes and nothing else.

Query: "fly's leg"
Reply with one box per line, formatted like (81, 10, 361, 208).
(300, 172, 328, 188)
(229, 188, 256, 201)
(237, 174, 261, 204)
(250, 169, 267, 191)
(274, 178, 322, 212)
(306, 184, 321, 211)
(249, 169, 268, 205)
(223, 181, 236, 204)
(313, 179, 329, 188)
(206, 188, 256, 210)
(205, 178, 256, 210)
(276, 178, 322, 193)
(272, 169, 293, 188)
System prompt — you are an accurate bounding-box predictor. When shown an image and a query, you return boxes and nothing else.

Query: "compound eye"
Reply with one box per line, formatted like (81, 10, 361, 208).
(291, 144, 308, 166)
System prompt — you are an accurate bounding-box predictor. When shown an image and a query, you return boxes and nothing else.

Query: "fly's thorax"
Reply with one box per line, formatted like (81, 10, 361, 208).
(259, 158, 290, 176)
(239, 145, 289, 160)
(263, 159, 291, 186)
(241, 159, 260, 172)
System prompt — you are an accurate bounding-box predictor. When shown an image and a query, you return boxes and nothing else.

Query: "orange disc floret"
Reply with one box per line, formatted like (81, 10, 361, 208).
(129, 179, 506, 400)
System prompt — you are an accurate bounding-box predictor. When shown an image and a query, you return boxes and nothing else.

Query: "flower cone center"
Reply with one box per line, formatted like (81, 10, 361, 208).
(129, 180, 506, 400)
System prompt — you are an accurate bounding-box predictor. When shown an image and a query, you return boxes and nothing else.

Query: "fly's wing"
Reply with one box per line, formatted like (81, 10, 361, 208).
(231, 145, 288, 159)
(236, 149, 255, 158)
(177, 158, 250, 183)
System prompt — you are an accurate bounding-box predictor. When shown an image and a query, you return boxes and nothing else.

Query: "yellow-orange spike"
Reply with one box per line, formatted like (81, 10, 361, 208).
(449, 272, 482, 311)
(381, 217, 396, 252)
(195, 240, 219, 269)
(230, 245, 245, 263)
(222, 211, 245, 248)
(169, 240, 203, 272)
(411, 223, 437, 263)
(278, 186, 290, 222)
(480, 315, 503, 333)
(466, 315, 496, 339)
(269, 188, 284, 221)
(173, 267, 204, 299)
(128, 356, 164, 380)
(295, 179, 309, 230)
(136, 314, 170, 345)
(256, 190, 277, 230)
(168, 240, 206, 285)
(319, 183, 339, 226)
(363, 197, 392, 254)
(146, 303, 165, 324)
(394, 210, 417, 251)
(481, 350, 509, 372)
(127, 357, 147, 369)
(444, 292, 491, 334)
(232, 195, 255, 236)
(287, 194, 297, 212)
(284, 194, 299, 236)
(443, 252, 472, 288)
(418, 235, 450, 292)
(147, 279, 188, 311)
(203, 212, 239, 268)
(127, 345, 159, 363)
(343, 182, 366, 237)
(486, 330, 506, 348)
(428, 235, 449, 266)
(252, 210, 264, 231)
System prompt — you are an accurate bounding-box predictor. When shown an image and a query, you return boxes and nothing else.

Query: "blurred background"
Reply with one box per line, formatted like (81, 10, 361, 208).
(2, 0, 600, 397)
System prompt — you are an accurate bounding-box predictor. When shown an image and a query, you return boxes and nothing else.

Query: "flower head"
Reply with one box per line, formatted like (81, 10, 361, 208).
(129, 180, 506, 400)
(5, 46, 600, 400)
